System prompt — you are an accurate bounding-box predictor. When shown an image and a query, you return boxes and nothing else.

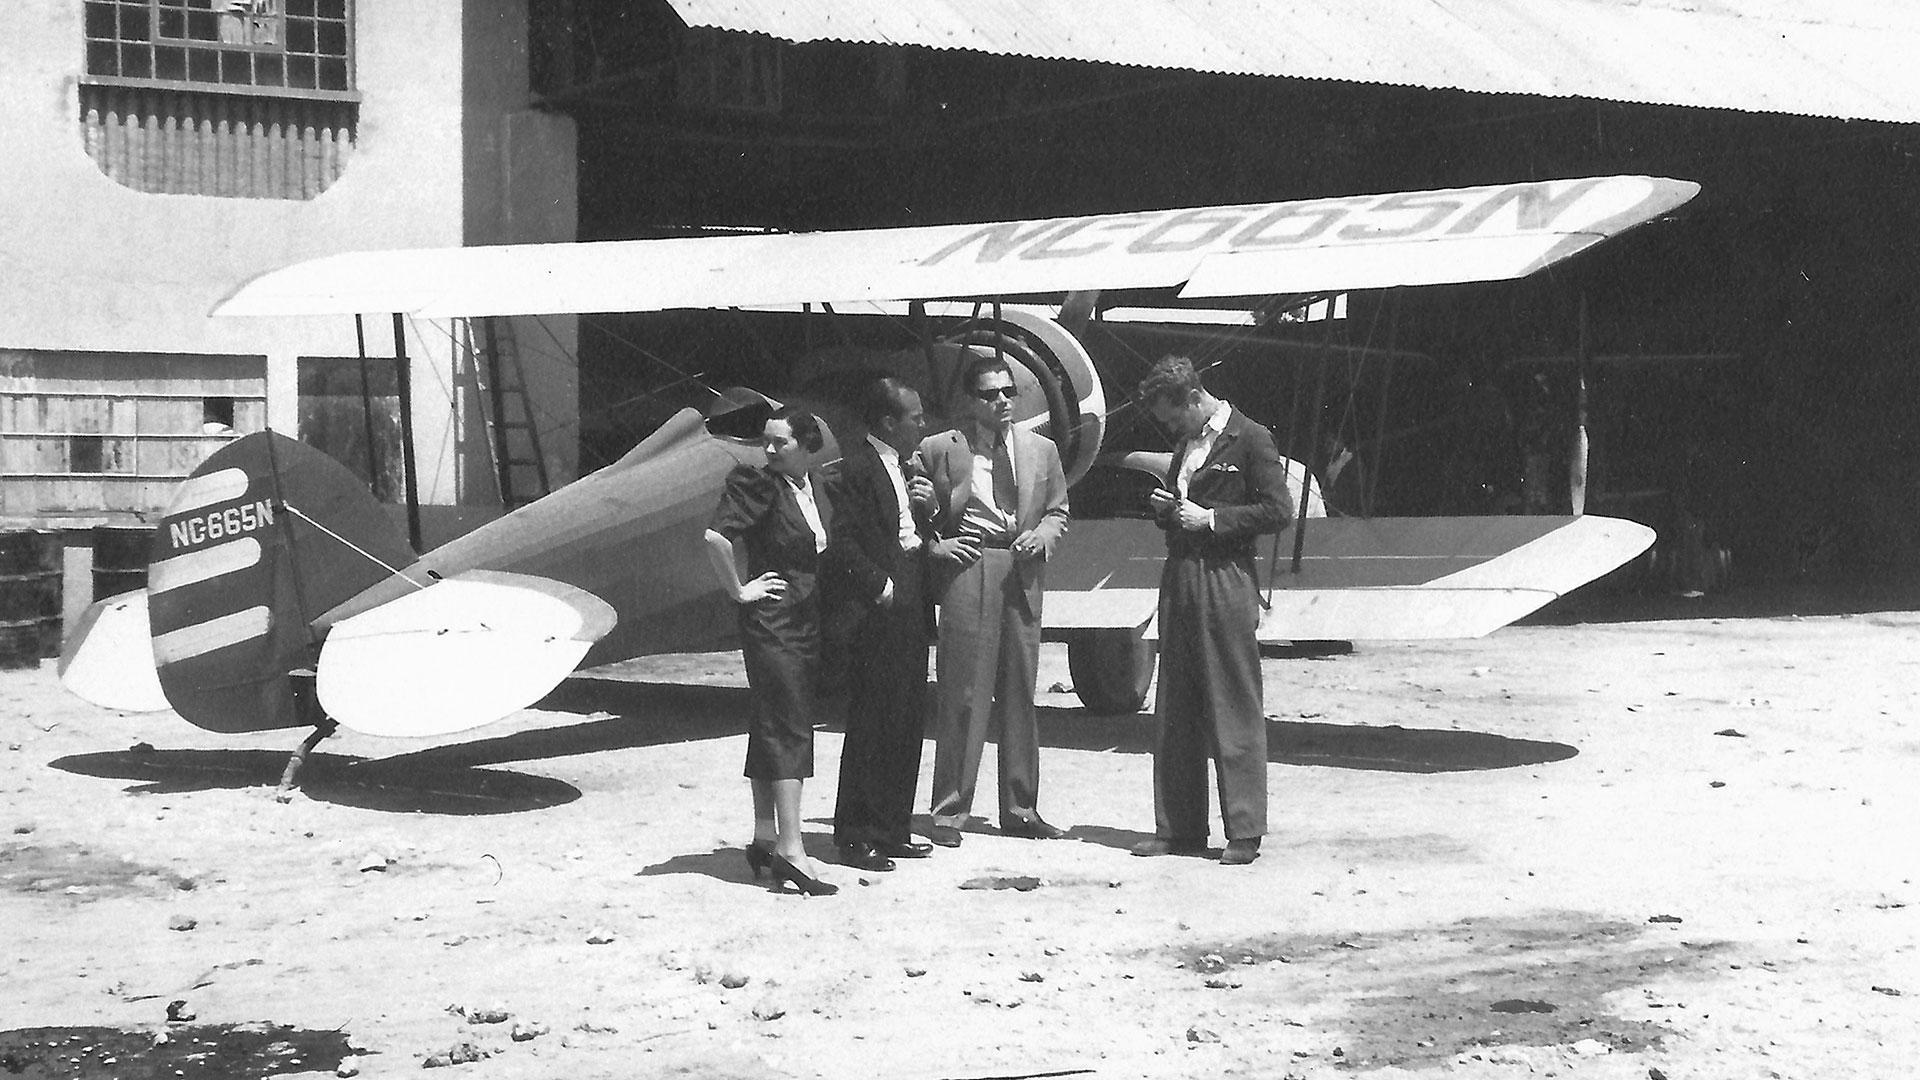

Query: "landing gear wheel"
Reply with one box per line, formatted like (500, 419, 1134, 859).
(1066, 625, 1156, 714)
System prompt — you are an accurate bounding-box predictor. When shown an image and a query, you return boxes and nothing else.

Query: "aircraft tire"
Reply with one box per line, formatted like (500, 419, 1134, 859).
(1066, 625, 1156, 715)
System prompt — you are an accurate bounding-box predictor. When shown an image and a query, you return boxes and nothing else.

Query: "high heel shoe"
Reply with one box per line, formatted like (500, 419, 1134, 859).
(768, 853, 838, 896)
(744, 840, 773, 878)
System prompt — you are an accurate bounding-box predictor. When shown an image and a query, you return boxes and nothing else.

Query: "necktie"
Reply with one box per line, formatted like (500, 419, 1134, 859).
(991, 438, 1018, 518)
(898, 455, 923, 549)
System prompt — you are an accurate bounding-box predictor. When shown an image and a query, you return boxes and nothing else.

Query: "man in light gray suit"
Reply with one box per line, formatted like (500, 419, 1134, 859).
(920, 350, 1071, 847)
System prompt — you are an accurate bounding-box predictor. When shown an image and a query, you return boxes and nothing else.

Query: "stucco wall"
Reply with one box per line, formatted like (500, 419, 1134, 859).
(0, 0, 578, 516)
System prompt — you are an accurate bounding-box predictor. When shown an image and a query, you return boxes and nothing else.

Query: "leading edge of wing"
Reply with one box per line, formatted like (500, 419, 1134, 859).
(211, 176, 1698, 319)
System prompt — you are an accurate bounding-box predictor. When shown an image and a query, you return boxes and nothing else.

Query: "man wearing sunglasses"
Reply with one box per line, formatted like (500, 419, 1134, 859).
(918, 350, 1072, 847)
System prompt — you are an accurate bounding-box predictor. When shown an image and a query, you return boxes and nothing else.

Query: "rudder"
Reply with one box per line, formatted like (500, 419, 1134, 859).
(147, 432, 414, 733)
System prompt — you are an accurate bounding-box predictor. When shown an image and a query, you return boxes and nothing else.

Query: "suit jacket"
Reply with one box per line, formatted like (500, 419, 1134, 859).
(919, 425, 1070, 606)
(709, 464, 835, 603)
(823, 438, 935, 620)
(1157, 406, 1291, 561)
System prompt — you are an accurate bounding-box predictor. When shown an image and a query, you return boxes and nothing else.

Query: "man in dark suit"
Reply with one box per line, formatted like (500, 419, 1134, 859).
(825, 377, 937, 872)
(920, 351, 1071, 846)
(1131, 356, 1291, 866)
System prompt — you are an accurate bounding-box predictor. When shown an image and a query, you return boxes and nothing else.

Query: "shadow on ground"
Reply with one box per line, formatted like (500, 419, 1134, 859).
(1168, 912, 1721, 1071)
(1528, 576, 1920, 625)
(48, 748, 579, 815)
(502, 678, 1575, 775)
(369, 681, 755, 776)
(636, 836, 848, 890)
(0, 1023, 361, 1079)
(1036, 709, 1576, 772)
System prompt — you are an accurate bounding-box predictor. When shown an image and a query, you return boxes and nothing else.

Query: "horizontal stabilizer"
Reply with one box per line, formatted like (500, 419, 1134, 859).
(317, 571, 617, 738)
(58, 590, 170, 713)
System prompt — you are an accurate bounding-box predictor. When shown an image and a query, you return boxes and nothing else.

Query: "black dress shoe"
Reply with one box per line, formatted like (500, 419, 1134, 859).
(874, 841, 933, 859)
(1220, 838, 1261, 866)
(768, 853, 838, 896)
(927, 824, 963, 848)
(837, 842, 896, 872)
(1001, 817, 1069, 840)
(1130, 836, 1209, 857)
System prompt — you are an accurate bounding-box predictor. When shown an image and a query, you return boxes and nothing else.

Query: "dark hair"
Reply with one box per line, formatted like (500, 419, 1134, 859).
(964, 350, 1014, 393)
(859, 375, 916, 430)
(1136, 355, 1203, 407)
(770, 405, 824, 453)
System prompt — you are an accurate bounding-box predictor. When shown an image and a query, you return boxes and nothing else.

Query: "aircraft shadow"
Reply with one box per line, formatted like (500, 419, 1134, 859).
(395, 679, 1575, 777)
(375, 680, 753, 773)
(1035, 707, 1578, 773)
(48, 748, 581, 816)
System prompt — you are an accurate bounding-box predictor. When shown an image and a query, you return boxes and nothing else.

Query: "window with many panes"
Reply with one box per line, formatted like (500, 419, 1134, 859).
(83, 0, 353, 97)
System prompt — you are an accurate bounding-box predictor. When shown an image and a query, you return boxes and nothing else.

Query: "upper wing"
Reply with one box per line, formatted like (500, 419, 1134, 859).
(213, 176, 1698, 319)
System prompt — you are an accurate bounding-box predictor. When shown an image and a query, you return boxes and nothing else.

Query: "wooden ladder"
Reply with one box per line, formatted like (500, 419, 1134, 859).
(473, 316, 552, 508)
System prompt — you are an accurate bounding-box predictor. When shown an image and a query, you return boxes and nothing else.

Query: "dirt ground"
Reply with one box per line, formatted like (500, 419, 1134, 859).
(3, 597, 1917, 1079)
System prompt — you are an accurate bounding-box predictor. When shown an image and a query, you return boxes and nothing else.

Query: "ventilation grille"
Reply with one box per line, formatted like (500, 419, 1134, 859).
(80, 83, 355, 199)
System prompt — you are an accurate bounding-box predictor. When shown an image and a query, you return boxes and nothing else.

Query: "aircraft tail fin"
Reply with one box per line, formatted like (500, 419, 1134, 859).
(146, 432, 416, 733)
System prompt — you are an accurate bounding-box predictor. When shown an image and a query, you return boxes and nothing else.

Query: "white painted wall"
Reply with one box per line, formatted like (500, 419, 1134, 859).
(0, 0, 579, 520)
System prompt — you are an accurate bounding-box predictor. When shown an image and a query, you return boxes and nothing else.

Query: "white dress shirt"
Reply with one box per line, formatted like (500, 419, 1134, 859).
(784, 473, 827, 554)
(961, 425, 1018, 542)
(867, 434, 922, 552)
(1177, 399, 1233, 495)
(1176, 399, 1231, 531)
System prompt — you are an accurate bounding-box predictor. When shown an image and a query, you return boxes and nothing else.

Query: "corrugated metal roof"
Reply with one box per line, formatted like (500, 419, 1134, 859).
(661, 0, 1920, 122)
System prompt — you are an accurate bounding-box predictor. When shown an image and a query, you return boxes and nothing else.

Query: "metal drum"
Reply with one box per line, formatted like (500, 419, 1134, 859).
(92, 524, 156, 602)
(0, 529, 63, 668)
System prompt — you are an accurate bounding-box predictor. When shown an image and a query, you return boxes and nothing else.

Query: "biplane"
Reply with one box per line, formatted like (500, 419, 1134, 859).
(60, 174, 1695, 758)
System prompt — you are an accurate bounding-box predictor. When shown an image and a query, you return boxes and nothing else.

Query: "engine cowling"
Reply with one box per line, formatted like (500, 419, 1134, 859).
(937, 308, 1106, 486)
(789, 309, 1106, 481)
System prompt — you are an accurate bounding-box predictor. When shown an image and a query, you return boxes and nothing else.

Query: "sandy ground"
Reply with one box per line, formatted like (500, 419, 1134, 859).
(3, 602, 1918, 1079)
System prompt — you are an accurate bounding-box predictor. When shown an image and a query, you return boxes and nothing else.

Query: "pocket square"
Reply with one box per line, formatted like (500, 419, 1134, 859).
(1204, 462, 1240, 474)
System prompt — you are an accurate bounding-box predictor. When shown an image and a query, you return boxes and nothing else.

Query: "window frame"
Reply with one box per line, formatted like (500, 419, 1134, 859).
(81, 0, 360, 103)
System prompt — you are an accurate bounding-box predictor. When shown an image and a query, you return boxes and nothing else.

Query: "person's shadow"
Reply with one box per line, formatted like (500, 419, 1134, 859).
(1028, 705, 1577, 854)
(637, 835, 845, 890)
(1033, 704, 1575, 771)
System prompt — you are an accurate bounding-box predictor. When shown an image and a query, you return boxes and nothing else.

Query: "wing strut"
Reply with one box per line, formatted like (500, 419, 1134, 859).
(1571, 292, 1592, 516)
(353, 315, 384, 497)
(391, 313, 423, 553)
(910, 300, 942, 410)
(1289, 311, 1333, 574)
(1367, 290, 1402, 517)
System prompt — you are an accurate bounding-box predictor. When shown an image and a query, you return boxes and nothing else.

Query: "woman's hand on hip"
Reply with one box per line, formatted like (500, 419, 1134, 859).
(737, 572, 788, 604)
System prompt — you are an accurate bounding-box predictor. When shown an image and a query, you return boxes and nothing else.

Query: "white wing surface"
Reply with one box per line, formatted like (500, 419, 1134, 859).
(214, 176, 1697, 318)
(316, 571, 616, 738)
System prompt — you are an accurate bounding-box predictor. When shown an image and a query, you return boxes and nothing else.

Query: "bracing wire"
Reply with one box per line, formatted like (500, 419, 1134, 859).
(279, 502, 431, 591)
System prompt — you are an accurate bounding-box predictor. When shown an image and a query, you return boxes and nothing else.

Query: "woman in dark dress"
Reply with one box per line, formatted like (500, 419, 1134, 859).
(701, 407, 838, 896)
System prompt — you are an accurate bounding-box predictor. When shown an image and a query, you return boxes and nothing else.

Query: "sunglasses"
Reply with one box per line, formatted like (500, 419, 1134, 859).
(971, 386, 1018, 401)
